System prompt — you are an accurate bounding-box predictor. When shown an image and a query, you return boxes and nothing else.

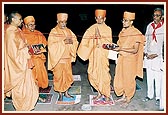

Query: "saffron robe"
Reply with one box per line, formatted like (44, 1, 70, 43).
(4, 23, 10, 98)
(48, 25, 78, 92)
(22, 29, 48, 88)
(77, 23, 112, 98)
(114, 26, 145, 100)
(4, 25, 38, 111)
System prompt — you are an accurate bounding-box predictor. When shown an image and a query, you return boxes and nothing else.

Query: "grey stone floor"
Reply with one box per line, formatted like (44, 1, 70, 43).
(3, 59, 165, 113)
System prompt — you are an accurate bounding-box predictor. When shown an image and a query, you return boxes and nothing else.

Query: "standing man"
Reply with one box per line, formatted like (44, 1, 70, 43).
(77, 9, 113, 101)
(4, 13, 9, 94)
(4, 13, 9, 31)
(48, 13, 79, 101)
(4, 11, 38, 111)
(22, 16, 48, 89)
(143, 8, 164, 107)
(112, 11, 145, 107)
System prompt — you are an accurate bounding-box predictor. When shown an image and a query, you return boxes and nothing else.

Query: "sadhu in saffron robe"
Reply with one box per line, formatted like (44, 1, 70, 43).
(48, 25, 79, 92)
(77, 23, 113, 98)
(113, 26, 145, 101)
(4, 25, 38, 111)
(22, 28, 48, 88)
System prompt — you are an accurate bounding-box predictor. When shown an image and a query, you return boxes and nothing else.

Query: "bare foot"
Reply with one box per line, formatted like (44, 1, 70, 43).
(120, 101, 130, 108)
(115, 97, 126, 103)
(58, 95, 63, 101)
(105, 97, 111, 102)
(120, 99, 130, 108)
(58, 92, 63, 101)
(92, 94, 102, 101)
(64, 92, 74, 98)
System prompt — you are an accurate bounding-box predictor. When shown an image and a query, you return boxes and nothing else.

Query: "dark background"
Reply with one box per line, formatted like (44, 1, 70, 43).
(4, 3, 165, 74)
(4, 3, 164, 43)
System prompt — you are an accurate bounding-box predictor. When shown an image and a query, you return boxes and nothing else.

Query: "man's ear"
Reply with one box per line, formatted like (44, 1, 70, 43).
(25, 25, 28, 28)
(161, 16, 164, 20)
(11, 17, 15, 22)
(104, 17, 106, 21)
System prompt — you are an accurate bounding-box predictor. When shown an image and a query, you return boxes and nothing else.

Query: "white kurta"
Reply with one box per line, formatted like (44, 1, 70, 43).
(144, 21, 164, 100)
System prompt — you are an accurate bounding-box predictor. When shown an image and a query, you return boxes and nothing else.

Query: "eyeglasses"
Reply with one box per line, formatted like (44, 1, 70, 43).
(58, 21, 67, 24)
(152, 14, 161, 17)
(27, 24, 36, 27)
(121, 19, 131, 23)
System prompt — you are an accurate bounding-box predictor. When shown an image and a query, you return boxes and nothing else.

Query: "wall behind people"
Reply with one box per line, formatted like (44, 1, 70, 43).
(4, 4, 164, 40)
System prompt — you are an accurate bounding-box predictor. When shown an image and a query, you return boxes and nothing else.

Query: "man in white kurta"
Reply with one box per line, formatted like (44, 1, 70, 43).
(143, 8, 164, 107)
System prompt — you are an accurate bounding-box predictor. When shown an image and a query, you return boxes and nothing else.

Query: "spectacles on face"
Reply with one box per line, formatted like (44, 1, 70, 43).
(95, 17, 104, 20)
(121, 19, 131, 23)
(58, 21, 67, 24)
(152, 14, 161, 17)
(27, 24, 36, 27)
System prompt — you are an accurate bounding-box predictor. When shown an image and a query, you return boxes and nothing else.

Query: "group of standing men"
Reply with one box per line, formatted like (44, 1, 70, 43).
(4, 7, 164, 111)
